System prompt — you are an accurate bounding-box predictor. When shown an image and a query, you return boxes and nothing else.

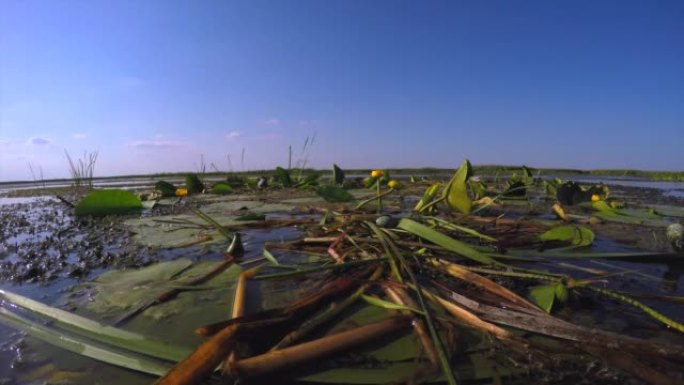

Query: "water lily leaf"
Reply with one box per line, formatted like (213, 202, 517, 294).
(529, 284, 556, 313)
(442, 159, 472, 214)
(316, 185, 356, 202)
(539, 225, 595, 248)
(333, 164, 345, 185)
(211, 182, 233, 195)
(75, 189, 142, 216)
(275, 166, 293, 187)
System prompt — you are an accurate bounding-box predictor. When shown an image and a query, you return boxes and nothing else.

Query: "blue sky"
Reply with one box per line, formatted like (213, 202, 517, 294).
(1, 1, 682, 181)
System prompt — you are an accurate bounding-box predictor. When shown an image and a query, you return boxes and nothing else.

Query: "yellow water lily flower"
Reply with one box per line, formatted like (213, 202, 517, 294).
(591, 194, 601, 202)
(388, 180, 399, 189)
(175, 188, 188, 197)
(370, 169, 384, 178)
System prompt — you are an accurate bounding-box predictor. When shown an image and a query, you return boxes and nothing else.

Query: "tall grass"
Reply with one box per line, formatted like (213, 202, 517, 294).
(28, 162, 45, 189)
(64, 150, 98, 188)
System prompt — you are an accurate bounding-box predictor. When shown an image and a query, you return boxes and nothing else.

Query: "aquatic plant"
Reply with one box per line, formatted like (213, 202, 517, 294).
(64, 149, 98, 188)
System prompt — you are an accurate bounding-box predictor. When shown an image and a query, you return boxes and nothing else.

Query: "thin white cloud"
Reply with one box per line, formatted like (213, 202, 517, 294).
(27, 136, 52, 145)
(72, 133, 87, 140)
(127, 139, 190, 149)
(261, 118, 280, 126)
(0, 139, 9, 146)
(226, 131, 241, 140)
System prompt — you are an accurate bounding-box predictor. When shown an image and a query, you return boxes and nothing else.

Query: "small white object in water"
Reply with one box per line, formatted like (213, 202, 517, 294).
(666, 223, 683, 252)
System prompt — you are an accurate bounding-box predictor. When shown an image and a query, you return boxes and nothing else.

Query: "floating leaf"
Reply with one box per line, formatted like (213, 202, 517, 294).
(316, 185, 355, 202)
(211, 182, 233, 195)
(332, 164, 345, 185)
(442, 159, 472, 214)
(263, 248, 280, 265)
(539, 225, 595, 248)
(75, 189, 142, 216)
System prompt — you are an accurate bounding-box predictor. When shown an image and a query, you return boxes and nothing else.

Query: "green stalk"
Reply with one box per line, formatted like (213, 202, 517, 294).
(355, 187, 395, 210)
(400, 258, 458, 385)
(187, 205, 234, 241)
(0, 308, 171, 376)
(253, 258, 383, 280)
(366, 221, 403, 283)
(376, 179, 382, 213)
(0, 290, 189, 362)
(583, 286, 684, 333)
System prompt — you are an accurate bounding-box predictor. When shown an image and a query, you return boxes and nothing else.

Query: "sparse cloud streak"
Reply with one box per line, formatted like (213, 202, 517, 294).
(27, 137, 52, 145)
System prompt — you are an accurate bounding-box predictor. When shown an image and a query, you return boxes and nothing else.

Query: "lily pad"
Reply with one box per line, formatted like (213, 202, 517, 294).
(539, 225, 595, 249)
(75, 189, 142, 216)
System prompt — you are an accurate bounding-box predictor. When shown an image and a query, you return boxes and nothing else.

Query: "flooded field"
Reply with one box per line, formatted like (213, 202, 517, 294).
(0, 168, 683, 385)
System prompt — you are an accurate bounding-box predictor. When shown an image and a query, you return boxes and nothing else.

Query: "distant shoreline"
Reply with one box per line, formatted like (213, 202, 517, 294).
(1, 165, 683, 186)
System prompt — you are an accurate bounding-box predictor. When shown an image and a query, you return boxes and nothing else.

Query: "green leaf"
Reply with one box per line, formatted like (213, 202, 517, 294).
(442, 159, 472, 214)
(211, 182, 233, 195)
(529, 284, 556, 313)
(316, 185, 356, 202)
(554, 282, 569, 303)
(398, 218, 496, 265)
(0, 289, 189, 363)
(539, 225, 595, 248)
(75, 189, 143, 216)
(414, 183, 441, 212)
(154, 180, 177, 197)
(185, 174, 204, 194)
(275, 166, 293, 187)
(333, 164, 345, 185)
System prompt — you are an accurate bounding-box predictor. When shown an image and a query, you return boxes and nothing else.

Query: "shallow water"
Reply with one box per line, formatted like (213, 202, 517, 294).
(0, 178, 683, 384)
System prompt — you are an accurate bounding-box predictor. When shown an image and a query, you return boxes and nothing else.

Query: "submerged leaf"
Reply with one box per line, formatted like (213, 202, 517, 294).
(442, 159, 473, 214)
(75, 189, 143, 216)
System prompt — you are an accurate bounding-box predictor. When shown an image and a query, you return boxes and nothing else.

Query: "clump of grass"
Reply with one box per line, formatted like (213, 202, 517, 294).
(64, 150, 98, 189)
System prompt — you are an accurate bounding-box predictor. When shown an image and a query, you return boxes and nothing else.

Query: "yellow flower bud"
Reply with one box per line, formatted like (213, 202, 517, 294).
(370, 169, 384, 178)
(175, 188, 188, 197)
(388, 180, 399, 189)
(591, 194, 601, 202)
